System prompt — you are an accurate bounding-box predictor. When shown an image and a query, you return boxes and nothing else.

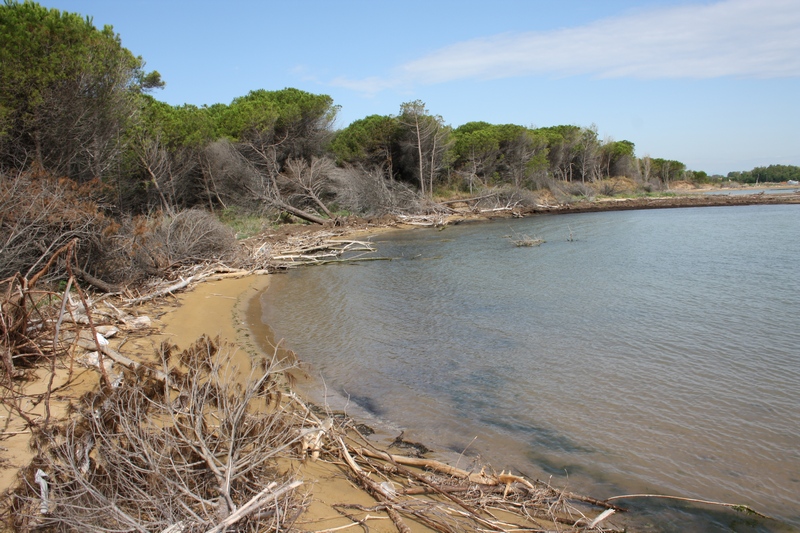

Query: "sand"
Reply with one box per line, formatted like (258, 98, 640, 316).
(135, 273, 419, 532)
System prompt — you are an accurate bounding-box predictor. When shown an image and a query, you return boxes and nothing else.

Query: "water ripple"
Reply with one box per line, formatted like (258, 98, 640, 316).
(263, 205, 800, 529)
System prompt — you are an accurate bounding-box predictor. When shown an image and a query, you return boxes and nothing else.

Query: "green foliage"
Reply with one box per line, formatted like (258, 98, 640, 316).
(0, 1, 160, 179)
(218, 207, 270, 240)
(396, 100, 452, 195)
(687, 169, 710, 184)
(220, 88, 337, 143)
(650, 158, 687, 185)
(727, 164, 800, 183)
(12, 0, 794, 223)
(536, 124, 582, 146)
(137, 96, 218, 149)
(330, 114, 399, 166)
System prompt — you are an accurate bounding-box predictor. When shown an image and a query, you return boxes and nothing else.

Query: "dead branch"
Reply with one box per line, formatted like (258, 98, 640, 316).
(123, 273, 204, 305)
(7, 338, 307, 532)
(268, 197, 328, 225)
(355, 447, 497, 485)
(338, 437, 413, 533)
(438, 192, 499, 206)
(72, 264, 123, 293)
(605, 493, 773, 520)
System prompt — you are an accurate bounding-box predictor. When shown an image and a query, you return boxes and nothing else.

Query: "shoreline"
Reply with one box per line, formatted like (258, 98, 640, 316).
(235, 193, 800, 531)
(3, 190, 796, 530)
(157, 274, 430, 532)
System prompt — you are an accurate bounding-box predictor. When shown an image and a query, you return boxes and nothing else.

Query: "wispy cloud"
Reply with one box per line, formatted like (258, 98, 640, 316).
(331, 0, 800, 94)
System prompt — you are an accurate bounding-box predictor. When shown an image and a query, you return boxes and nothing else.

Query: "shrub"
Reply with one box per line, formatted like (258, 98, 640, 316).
(330, 165, 422, 215)
(0, 171, 113, 282)
(146, 209, 239, 267)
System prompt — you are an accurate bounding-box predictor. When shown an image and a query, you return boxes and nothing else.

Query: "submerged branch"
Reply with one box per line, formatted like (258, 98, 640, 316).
(605, 494, 774, 520)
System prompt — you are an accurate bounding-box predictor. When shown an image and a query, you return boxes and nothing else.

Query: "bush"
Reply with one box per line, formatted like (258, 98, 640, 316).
(0, 171, 113, 282)
(146, 209, 238, 267)
(330, 165, 422, 216)
(0, 172, 240, 290)
(548, 181, 596, 204)
(594, 180, 618, 196)
(8, 338, 305, 532)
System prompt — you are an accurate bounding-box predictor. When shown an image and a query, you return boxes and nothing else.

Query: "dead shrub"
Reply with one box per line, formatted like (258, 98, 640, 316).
(330, 165, 422, 215)
(594, 179, 618, 196)
(6, 337, 308, 532)
(466, 185, 543, 211)
(135, 209, 239, 270)
(594, 176, 638, 196)
(549, 181, 596, 204)
(0, 171, 112, 283)
(202, 140, 268, 211)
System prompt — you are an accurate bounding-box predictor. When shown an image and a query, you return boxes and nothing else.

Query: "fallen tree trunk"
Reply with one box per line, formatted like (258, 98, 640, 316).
(124, 274, 203, 305)
(269, 198, 327, 225)
(72, 265, 122, 294)
(355, 447, 497, 485)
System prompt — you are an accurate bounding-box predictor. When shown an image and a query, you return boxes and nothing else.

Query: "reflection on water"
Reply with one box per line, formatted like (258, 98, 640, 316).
(262, 205, 800, 531)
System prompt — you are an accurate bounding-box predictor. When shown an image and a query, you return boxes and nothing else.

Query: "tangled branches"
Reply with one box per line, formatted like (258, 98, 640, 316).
(317, 435, 625, 533)
(6, 337, 309, 532)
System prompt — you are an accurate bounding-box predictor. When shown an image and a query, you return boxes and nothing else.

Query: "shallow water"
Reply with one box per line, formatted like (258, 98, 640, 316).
(262, 205, 800, 531)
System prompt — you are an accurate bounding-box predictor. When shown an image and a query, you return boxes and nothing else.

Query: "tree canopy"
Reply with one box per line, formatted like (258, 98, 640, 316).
(0, 0, 162, 180)
(3, 0, 757, 221)
(727, 165, 800, 184)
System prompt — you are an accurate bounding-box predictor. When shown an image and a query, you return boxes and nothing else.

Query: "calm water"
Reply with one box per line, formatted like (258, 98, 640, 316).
(261, 205, 800, 531)
(702, 187, 800, 195)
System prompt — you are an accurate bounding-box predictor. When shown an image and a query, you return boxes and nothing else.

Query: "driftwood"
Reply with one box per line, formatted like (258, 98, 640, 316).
(203, 480, 304, 533)
(72, 265, 122, 294)
(510, 236, 544, 247)
(356, 448, 497, 485)
(326, 434, 625, 533)
(396, 214, 447, 227)
(269, 198, 328, 225)
(605, 493, 773, 520)
(506, 227, 545, 247)
(124, 273, 203, 305)
(438, 192, 499, 206)
(122, 266, 260, 305)
(268, 238, 380, 269)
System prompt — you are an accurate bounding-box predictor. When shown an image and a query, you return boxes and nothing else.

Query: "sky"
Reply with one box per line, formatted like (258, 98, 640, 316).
(42, 0, 800, 176)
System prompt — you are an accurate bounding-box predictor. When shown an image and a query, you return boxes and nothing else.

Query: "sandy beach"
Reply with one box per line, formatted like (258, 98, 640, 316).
(153, 273, 450, 532)
(4, 188, 796, 530)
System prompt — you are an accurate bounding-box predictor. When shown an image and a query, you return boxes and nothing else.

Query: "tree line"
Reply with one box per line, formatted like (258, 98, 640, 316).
(1, 1, 782, 287)
(726, 165, 800, 184)
(1, 2, 697, 214)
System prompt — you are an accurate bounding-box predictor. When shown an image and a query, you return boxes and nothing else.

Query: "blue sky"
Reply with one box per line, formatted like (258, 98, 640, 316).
(43, 0, 800, 176)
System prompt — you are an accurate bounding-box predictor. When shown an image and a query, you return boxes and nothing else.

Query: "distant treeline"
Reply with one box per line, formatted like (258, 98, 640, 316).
(2, 1, 708, 217)
(1, 1, 794, 288)
(726, 165, 800, 184)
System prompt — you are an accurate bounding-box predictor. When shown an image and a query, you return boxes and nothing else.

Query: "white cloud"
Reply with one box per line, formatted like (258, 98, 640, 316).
(332, 0, 800, 93)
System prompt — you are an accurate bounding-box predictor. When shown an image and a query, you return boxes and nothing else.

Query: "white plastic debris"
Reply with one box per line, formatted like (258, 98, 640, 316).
(34, 469, 49, 514)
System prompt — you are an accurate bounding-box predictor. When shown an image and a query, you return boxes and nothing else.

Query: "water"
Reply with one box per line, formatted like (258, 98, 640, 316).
(261, 205, 800, 531)
(702, 187, 800, 195)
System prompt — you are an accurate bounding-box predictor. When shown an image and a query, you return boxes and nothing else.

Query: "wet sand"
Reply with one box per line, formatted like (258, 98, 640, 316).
(5, 189, 796, 529)
(152, 273, 418, 532)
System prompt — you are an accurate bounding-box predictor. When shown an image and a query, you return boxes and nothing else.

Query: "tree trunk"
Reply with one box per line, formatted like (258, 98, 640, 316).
(269, 198, 327, 224)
